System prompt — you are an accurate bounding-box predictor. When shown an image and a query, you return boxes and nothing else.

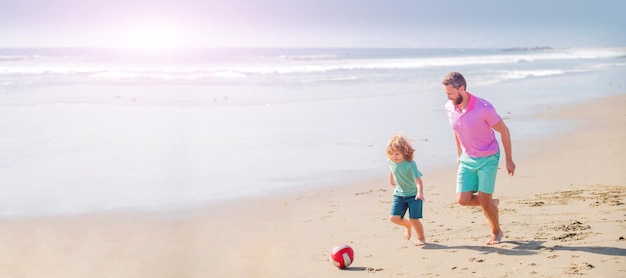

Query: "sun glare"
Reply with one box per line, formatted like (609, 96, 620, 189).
(116, 20, 188, 49)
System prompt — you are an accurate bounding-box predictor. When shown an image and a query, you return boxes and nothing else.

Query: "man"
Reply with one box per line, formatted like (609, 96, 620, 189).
(441, 72, 516, 245)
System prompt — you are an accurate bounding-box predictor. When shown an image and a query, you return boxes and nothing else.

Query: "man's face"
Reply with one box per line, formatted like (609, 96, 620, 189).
(444, 84, 464, 105)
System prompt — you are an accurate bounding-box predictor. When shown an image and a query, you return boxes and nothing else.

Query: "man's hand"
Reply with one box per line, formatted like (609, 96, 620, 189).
(507, 160, 516, 176)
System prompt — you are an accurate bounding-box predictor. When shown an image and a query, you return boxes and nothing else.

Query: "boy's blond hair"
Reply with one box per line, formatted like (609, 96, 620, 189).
(386, 134, 415, 162)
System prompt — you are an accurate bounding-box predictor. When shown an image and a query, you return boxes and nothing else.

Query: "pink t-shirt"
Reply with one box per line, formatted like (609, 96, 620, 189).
(445, 93, 502, 158)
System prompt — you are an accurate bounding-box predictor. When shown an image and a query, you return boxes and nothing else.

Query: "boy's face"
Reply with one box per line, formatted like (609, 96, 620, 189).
(390, 150, 404, 163)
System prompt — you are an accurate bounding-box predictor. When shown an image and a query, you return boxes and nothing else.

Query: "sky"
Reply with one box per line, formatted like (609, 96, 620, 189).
(0, 0, 624, 48)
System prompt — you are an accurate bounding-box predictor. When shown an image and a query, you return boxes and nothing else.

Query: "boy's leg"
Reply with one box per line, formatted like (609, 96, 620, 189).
(389, 196, 412, 240)
(407, 198, 425, 245)
(409, 218, 425, 246)
(389, 216, 412, 240)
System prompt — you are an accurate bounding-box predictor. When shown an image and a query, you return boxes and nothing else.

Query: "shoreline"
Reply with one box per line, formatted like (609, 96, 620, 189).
(0, 94, 624, 277)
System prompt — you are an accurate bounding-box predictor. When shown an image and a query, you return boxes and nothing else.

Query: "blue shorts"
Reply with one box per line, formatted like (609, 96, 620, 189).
(390, 195, 423, 219)
(457, 152, 500, 194)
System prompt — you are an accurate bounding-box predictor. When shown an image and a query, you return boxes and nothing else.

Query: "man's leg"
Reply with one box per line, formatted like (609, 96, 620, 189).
(477, 191, 502, 245)
(457, 191, 502, 244)
(456, 191, 479, 206)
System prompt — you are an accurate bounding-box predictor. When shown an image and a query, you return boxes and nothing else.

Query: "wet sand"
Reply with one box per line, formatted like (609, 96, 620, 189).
(0, 94, 624, 277)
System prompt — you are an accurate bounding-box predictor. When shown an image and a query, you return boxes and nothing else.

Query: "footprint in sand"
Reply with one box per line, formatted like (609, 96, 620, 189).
(565, 262, 594, 275)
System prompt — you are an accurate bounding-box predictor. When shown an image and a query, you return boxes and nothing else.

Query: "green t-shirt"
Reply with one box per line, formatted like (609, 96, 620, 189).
(387, 159, 423, 197)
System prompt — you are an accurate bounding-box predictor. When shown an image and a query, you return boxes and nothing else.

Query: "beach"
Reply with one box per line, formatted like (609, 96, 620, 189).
(0, 93, 624, 277)
(1, 47, 625, 217)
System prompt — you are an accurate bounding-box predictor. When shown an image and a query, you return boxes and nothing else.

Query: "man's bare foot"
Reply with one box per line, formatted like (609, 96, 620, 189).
(404, 227, 412, 240)
(414, 238, 426, 246)
(492, 198, 500, 207)
(486, 230, 503, 245)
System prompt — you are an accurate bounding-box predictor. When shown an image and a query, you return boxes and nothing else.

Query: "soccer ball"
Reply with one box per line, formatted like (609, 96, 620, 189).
(329, 243, 354, 268)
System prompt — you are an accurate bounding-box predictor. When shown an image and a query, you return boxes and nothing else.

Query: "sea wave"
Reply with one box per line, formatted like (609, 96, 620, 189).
(90, 70, 211, 81)
(500, 46, 553, 52)
(234, 50, 624, 76)
(90, 69, 247, 81)
(279, 54, 338, 61)
(299, 76, 359, 83)
(0, 55, 42, 61)
(502, 69, 566, 79)
(0, 48, 623, 83)
(472, 69, 567, 86)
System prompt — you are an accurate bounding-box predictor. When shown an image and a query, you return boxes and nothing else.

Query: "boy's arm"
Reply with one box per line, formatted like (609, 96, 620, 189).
(389, 172, 396, 187)
(415, 177, 424, 200)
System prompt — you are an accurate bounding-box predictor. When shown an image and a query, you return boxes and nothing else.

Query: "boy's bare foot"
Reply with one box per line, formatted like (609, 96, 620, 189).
(414, 238, 426, 246)
(404, 227, 412, 240)
(486, 230, 503, 245)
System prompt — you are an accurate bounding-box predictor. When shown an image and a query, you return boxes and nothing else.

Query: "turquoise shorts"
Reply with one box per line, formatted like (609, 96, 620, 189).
(390, 195, 423, 219)
(457, 152, 500, 194)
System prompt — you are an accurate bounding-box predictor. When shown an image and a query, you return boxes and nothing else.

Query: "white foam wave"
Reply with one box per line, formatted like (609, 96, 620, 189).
(235, 49, 626, 76)
(473, 69, 567, 86)
(1, 48, 623, 83)
(299, 76, 359, 83)
(0, 54, 46, 62)
(280, 54, 338, 61)
(210, 70, 246, 79)
(566, 48, 626, 59)
(90, 71, 137, 79)
(502, 69, 566, 79)
(0, 65, 102, 75)
(90, 70, 212, 81)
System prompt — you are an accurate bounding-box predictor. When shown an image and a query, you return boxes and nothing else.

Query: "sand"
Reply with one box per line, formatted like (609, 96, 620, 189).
(0, 94, 624, 278)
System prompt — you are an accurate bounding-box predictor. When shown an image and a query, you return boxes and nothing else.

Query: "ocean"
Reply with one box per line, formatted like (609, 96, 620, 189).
(1, 47, 625, 217)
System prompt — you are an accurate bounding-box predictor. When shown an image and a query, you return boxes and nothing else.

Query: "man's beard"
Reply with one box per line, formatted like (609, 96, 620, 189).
(455, 94, 463, 105)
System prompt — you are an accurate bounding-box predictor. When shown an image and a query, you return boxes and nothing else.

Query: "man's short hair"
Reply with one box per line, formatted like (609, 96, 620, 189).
(442, 72, 466, 89)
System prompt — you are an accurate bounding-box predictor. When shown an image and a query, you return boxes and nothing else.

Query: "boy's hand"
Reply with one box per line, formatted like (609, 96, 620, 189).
(416, 193, 425, 201)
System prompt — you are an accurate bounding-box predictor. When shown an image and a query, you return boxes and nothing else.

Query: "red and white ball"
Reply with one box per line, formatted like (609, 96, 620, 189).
(329, 243, 354, 268)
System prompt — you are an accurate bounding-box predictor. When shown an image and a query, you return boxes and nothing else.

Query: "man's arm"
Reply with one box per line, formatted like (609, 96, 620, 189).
(454, 132, 462, 163)
(492, 120, 516, 176)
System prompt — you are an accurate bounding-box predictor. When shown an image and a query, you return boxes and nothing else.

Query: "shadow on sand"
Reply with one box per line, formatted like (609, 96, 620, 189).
(421, 240, 626, 256)
(340, 266, 383, 273)
(335, 241, 625, 274)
